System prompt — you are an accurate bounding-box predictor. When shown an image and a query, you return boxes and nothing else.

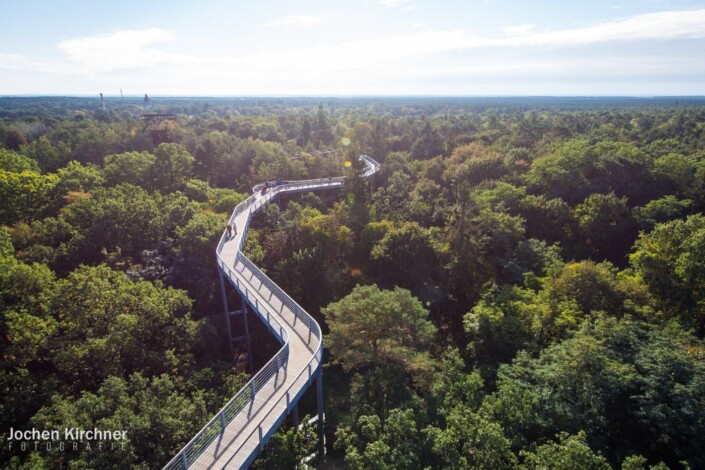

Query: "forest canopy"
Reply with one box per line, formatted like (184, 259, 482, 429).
(1, 96, 705, 469)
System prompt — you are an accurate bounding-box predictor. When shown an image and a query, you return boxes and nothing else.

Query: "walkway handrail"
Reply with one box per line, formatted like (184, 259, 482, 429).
(163, 261, 290, 470)
(222, 324, 323, 467)
(164, 155, 379, 470)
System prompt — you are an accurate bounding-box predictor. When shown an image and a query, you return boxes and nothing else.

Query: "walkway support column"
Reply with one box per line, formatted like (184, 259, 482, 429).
(317, 372, 324, 454)
(241, 297, 254, 373)
(291, 404, 299, 427)
(219, 270, 235, 361)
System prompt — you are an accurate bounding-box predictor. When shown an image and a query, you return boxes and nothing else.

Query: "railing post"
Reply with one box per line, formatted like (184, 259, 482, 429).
(181, 451, 188, 469)
(258, 426, 263, 449)
(220, 411, 226, 431)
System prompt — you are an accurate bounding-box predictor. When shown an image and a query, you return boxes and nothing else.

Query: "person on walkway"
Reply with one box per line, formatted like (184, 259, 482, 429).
(226, 224, 232, 238)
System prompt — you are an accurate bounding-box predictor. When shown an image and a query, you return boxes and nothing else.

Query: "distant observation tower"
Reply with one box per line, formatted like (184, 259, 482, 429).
(140, 94, 175, 145)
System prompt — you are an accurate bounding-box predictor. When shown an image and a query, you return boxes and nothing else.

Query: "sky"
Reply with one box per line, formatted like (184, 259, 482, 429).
(1, 0, 704, 96)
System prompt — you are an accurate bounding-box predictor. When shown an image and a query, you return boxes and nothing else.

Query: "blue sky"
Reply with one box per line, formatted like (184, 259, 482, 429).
(1, 0, 704, 96)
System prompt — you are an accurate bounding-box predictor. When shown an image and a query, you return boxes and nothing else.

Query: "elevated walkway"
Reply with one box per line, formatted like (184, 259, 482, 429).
(164, 155, 380, 469)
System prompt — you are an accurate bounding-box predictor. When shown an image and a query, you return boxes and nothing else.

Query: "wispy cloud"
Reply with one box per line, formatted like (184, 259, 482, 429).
(2, 9, 704, 94)
(252, 8, 705, 67)
(263, 15, 325, 28)
(31, 9, 705, 77)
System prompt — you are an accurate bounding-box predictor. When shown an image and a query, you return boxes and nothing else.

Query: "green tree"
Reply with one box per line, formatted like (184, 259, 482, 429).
(0, 256, 58, 431)
(336, 409, 422, 470)
(3, 128, 27, 150)
(424, 349, 517, 469)
(369, 221, 442, 295)
(520, 431, 611, 470)
(411, 118, 444, 160)
(426, 412, 517, 469)
(653, 152, 699, 198)
(298, 117, 312, 147)
(50, 265, 202, 392)
(29, 373, 210, 469)
(252, 418, 318, 470)
(20, 135, 71, 172)
(323, 285, 437, 412)
(104, 151, 156, 187)
(574, 192, 636, 263)
(54, 160, 104, 194)
(71, 184, 164, 263)
(631, 214, 705, 328)
(152, 143, 194, 192)
(371, 171, 413, 223)
(312, 105, 334, 148)
(633, 195, 692, 231)
(0, 169, 58, 224)
(0, 148, 39, 173)
(489, 315, 705, 466)
(172, 211, 226, 313)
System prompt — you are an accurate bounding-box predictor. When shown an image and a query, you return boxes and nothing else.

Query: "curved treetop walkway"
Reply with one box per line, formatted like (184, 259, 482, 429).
(164, 155, 380, 470)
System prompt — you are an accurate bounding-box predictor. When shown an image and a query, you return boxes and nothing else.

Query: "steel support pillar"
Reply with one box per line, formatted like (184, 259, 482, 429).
(291, 403, 299, 427)
(220, 270, 253, 371)
(241, 297, 254, 374)
(219, 270, 235, 361)
(316, 372, 324, 454)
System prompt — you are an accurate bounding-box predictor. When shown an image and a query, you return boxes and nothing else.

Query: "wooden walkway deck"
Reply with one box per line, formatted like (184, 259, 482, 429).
(190, 192, 320, 469)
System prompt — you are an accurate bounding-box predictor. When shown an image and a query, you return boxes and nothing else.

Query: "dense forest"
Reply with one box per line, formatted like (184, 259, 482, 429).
(1, 96, 704, 469)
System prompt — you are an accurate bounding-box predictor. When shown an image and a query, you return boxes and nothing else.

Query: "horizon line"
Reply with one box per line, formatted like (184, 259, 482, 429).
(2, 94, 705, 99)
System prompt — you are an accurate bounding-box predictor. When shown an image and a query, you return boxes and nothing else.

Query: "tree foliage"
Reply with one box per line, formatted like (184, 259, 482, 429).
(3, 96, 705, 468)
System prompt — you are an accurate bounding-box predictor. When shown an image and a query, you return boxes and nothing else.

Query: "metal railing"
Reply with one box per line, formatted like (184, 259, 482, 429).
(164, 155, 379, 470)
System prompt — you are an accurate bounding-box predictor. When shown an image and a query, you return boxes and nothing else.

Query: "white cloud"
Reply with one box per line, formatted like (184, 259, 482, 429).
(58, 28, 175, 72)
(263, 15, 325, 28)
(378, 0, 410, 8)
(0, 53, 40, 70)
(500, 9, 705, 46)
(503, 24, 535, 36)
(0, 53, 77, 74)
